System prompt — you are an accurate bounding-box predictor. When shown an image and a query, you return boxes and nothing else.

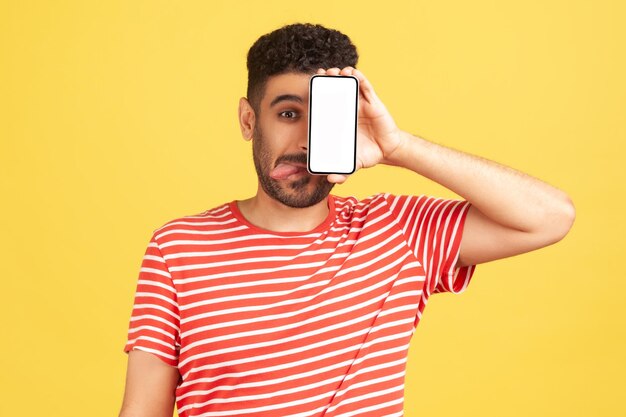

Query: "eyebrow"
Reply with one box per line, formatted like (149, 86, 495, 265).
(269, 94, 304, 108)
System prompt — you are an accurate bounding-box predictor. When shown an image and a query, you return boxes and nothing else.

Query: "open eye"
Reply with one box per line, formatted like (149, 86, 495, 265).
(279, 110, 299, 119)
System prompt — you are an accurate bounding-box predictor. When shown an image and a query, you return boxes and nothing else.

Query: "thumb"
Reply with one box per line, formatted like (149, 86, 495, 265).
(327, 174, 348, 184)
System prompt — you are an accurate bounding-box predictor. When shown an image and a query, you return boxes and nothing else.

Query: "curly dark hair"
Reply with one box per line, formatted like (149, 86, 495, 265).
(246, 22, 359, 115)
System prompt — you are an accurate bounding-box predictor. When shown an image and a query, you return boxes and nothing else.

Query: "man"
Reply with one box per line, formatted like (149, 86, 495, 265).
(119, 23, 575, 417)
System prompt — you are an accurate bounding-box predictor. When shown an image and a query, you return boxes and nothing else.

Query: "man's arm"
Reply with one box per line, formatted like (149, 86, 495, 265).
(118, 350, 180, 417)
(317, 65, 575, 267)
(384, 130, 576, 268)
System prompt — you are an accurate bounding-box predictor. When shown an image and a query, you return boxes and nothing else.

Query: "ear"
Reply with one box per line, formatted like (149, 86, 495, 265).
(238, 97, 256, 142)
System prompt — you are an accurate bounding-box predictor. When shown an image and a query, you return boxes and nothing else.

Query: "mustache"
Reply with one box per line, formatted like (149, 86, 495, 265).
(275, 153, 307, 167)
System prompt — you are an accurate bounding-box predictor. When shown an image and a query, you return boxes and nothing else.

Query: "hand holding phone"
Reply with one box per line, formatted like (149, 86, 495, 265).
(307, 75, 359, 175)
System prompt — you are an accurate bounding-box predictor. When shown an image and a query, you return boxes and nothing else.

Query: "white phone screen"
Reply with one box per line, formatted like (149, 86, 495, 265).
(307, 75, 359, 175)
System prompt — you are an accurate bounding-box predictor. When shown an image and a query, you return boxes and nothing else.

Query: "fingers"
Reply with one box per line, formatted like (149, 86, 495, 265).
(317, 67, 377, 103)
(352, 69, 376, 102)
(318, 67, 353, 76)
(317, 67, 353, 76)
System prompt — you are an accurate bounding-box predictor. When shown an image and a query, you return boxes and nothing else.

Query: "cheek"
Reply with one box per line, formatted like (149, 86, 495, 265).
(255, 119, 297, 157)
(253, 137, 277, 167)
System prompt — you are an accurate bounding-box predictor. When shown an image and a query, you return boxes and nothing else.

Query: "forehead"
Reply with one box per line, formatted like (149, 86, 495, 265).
(263, 72, 312, 108)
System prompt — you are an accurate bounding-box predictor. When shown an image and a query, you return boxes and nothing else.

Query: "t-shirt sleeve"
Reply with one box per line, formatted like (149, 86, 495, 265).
(382, 193, 477, 297)
(123, 233, 180, 367)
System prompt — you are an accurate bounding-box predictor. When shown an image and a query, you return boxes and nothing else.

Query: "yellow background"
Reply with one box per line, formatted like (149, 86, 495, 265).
(1, 1, 624, 416)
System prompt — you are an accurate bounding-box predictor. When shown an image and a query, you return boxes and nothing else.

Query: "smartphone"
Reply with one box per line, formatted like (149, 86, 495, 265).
(307, 74, 359, 175)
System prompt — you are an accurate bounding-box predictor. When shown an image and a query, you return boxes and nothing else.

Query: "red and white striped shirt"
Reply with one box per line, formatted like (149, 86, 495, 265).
(123, 192, 477, 416)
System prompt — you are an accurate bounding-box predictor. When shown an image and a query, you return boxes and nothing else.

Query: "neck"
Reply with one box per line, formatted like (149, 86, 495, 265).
(237, 186, 331, 233)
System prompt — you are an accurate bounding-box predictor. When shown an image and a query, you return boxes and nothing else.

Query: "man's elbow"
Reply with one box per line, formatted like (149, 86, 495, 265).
(545, 195, 576, 244)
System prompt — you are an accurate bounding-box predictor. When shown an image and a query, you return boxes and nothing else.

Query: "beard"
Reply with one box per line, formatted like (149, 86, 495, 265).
(251, 123, 335, 208)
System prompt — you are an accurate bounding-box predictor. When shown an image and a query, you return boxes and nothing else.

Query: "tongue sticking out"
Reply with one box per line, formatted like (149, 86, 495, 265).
(270, 163, 306, 180)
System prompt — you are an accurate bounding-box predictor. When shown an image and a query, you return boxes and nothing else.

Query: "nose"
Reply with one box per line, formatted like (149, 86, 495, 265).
(299, 127, 308, 152)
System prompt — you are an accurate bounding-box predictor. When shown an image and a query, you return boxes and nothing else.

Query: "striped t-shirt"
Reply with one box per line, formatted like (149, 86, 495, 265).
(123, 192, 477, 417)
